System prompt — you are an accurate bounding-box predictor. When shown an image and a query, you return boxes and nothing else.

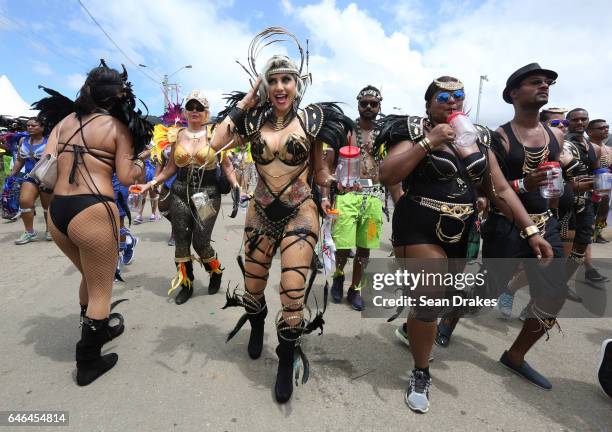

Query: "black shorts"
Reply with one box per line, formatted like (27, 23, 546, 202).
(481, 213, 567, 302)
(392, 195, 474, 258)
(572, 199, 595, 245)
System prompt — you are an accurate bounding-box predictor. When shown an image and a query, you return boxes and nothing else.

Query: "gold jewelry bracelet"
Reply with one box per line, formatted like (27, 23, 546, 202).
(520, 224, 540, 239)
(418, 137, 432, 153)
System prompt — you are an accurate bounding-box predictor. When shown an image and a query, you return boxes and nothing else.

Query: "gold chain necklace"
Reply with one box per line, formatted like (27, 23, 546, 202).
(185, 128, 207, 142)
(269, 111, 295, 131)
(512, 122, 549, 174)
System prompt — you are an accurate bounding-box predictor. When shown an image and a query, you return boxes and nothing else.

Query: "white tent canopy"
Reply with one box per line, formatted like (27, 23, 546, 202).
(0, 75, 39, 117)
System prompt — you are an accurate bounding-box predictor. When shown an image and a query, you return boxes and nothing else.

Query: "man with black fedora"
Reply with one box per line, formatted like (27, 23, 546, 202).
(481, 62, 568, 390)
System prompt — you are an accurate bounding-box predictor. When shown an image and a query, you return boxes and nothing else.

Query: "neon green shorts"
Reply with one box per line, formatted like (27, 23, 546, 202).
(332, 192, 383, 249)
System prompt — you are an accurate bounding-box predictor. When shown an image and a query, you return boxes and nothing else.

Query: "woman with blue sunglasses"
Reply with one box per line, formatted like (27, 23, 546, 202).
(375, 76, 551, 413)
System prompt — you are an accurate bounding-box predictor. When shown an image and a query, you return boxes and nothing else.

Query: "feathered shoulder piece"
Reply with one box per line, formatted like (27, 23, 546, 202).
(32, 86, 77, 131)
(373, 115, 424, 157)
(474, 124, 493, 149)
(216, 91, 248, 137)
(300, 103, 353, 150)
(151, 124, 181, 163)
(562, 139, 580, 159)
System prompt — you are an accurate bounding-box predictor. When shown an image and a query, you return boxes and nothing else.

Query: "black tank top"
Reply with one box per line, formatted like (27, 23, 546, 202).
(568, 133, 597, 177)
(499, 122, 561, 214)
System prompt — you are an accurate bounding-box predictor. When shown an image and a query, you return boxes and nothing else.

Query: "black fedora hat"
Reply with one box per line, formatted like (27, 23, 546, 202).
(503, 63, 558, 104)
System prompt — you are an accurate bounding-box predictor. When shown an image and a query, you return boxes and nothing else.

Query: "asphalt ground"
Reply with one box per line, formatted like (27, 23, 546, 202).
(1, 197, 611, 432)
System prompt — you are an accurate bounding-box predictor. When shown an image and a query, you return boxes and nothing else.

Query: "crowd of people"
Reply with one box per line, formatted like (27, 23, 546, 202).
(1, 27, 611, 415)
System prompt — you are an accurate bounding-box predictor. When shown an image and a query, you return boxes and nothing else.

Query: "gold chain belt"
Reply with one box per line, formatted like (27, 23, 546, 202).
(494, 209, 551, 237)
(411, 196, 474, 219)
(411, 196, 475, 243)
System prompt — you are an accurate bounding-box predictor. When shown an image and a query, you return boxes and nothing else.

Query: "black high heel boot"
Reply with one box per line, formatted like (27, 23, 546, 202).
(275, 330, 296, 403)
(76, 317, 118, 386)
(246, 298, 267, 359)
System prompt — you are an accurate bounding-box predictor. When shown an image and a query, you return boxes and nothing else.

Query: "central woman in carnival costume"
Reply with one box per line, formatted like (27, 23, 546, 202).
(211, 28, 352, 403)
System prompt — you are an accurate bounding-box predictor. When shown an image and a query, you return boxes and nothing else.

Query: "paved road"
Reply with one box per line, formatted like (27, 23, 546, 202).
(1, 198, 611, 432)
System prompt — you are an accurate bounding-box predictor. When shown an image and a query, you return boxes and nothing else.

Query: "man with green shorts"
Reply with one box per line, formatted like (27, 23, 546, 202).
(328, 86, 384, 310)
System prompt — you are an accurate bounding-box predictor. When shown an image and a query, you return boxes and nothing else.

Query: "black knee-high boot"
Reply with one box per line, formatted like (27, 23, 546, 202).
(246, 297, 267, 359)
(275, 329, 297, 403)
(174, 261, 194, 305)
(79, 299, 127, 343)
(76, 317, 118, 386)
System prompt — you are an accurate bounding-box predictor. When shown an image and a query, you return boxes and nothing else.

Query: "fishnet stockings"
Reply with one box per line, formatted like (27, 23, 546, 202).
(49, 201, 119, 320)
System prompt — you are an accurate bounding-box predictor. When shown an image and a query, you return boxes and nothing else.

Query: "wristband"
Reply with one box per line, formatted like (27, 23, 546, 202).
(227, 106, 246, 128)
(517, 178, 528, 194)
(520, 224, 540, 239)
(321, 197, 329, 201)
(418, 137, 432, 153)
(133, 159, 145, 170)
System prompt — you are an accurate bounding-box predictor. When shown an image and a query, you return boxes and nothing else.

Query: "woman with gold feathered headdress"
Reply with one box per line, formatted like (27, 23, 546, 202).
(210, 27, 354, 403)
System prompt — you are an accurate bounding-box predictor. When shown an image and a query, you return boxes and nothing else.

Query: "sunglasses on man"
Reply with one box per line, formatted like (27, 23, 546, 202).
(359, 100, 380, 109)
(436, 89, 465, 104)
(185, 102, 206, 112)
(549, 119, 569, 128)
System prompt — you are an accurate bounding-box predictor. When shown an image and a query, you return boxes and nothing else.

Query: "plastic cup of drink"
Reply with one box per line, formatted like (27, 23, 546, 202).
(538, 161, 563, 198)
(447, 112, 477, 148)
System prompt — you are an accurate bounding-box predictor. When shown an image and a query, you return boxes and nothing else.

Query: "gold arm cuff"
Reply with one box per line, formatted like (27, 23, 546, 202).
(418, 137, 432, 153)
(520, 225, 540, 239)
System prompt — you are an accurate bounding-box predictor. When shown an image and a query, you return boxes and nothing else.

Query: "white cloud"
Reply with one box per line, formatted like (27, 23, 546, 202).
(286, 0, 612, 125)
(65, 0, 612, 126)
(66, 73, 86, 92)
(32, 61, 53, 76)
(70, 0, 255, 114)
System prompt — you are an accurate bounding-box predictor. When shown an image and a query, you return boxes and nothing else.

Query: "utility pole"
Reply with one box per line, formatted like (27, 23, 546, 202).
(139, 64, 192, 109)
(476, 75, 488, 124)
(162, 74, 169, 107)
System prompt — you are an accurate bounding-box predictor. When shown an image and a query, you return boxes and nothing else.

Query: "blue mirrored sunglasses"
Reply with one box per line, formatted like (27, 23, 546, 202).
(436, 89, 465, 104)
(550, 119, 569, 127)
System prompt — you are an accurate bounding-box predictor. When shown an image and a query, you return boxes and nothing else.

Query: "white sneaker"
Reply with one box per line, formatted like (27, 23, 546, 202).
(405, 369, 431, 413)
(496, 292, 514, 319)
(395, 324, 410, 348)
(597, 339, 612, 399)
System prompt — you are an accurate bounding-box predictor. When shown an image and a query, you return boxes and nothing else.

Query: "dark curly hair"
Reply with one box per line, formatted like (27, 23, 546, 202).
(74, 66, 125, 117)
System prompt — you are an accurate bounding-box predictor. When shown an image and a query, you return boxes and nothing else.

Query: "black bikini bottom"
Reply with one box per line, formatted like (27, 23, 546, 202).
(50, 194, 115, 236)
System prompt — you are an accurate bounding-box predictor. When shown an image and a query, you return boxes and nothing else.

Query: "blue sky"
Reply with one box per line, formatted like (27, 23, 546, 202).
(1, 0, 610, 126)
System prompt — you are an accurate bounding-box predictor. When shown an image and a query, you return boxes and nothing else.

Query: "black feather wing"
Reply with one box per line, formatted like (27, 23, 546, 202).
(32, 86, 76, 131)
(305, 102, 353, 150)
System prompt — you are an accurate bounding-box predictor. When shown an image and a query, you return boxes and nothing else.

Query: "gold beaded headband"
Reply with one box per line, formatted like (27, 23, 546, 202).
(433, 79, 464, 91)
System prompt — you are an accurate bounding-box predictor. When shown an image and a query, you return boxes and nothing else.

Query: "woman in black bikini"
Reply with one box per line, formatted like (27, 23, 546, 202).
(212, 28, 352, 403)
(375, 76, 552, 413)
(36, 62, 152, 386)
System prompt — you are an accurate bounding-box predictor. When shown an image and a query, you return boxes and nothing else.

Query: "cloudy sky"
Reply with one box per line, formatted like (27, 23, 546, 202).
(1, 0, 611, 127)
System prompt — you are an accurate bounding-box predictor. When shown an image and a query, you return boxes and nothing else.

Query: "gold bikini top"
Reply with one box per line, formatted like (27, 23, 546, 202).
(173, 128, 217, 168)
(251, 132, 310, 166)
